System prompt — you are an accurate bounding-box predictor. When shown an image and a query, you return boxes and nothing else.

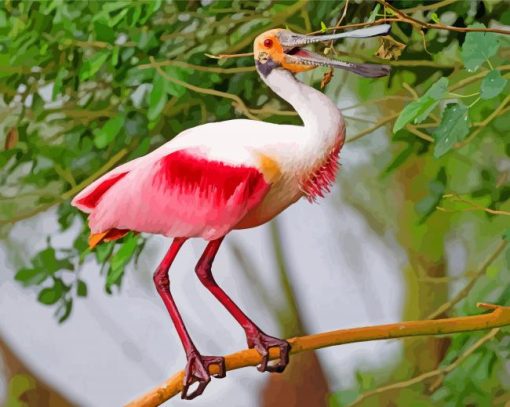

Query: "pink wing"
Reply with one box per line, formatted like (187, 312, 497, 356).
(72, 149, 270, 241)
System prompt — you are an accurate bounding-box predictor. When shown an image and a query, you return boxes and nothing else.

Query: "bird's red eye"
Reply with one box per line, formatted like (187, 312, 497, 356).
(264, 39, 273, 48)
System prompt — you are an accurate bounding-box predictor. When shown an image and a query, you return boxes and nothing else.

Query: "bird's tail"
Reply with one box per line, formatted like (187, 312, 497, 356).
(88, 228, 131, 249)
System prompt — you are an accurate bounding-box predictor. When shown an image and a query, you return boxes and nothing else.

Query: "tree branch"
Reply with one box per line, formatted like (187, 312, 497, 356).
(377, 0, 510, 35)
(402, 0, 457, 13)
(125, 302, 510, 407)
(426, 240, 508, 320)
(346, 112, 400, 143)
(149, 56, 260, 121)
(438, 193, 510, 216)
(138, 59, 255, 74)
(347, 326, 500, 407)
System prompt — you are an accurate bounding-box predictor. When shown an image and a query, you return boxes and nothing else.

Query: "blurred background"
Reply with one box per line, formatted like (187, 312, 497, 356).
(1, 1, 510, 406)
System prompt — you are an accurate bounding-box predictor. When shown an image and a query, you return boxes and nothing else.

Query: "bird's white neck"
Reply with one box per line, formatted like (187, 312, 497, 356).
(259, 69, 345, 146)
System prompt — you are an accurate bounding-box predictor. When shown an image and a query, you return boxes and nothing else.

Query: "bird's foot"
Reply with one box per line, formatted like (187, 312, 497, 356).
(247, 331, 290, 373)
(181, 352, 226, 400)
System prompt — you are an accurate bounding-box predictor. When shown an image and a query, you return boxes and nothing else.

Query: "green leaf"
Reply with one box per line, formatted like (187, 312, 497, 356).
(503, 229, 510, 241)
(367, 4, 381, 23)
(79, 51, 109, 81)
(393, 78, 449, 132)
(15, 267, 47, 286)
(164, 67, 187, 98)
(57, 299, 73, 323)
(110, 237, 138, 271)
(111, 45, 120, 66)
(320, 21, 327, 33)
(106, 235, 138, 288)
(383, 144, 414, 176)
(415, 167, 447, 222)
(461, 23, 500, 72)
(95, 241, 114, 263)
(430, 12, 440, 23)
(93, 115, 125, 149)
(433, 103, 470, 158)
(506, 248, 510, 270)
(77, 280, 88, 297)
(94, 21, 115, 43)
(134, 30, 158, 50)
(480, 70, 508, 100)
(148, 74, 167, 121)
(32, 247, 73, 275)
(52, 68, 68, 101)
(0, 10, 6, 27)
(38, 283, 64, 305)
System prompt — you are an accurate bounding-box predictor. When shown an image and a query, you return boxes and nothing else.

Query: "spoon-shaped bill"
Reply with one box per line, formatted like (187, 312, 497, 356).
(280, 24, 391, 47)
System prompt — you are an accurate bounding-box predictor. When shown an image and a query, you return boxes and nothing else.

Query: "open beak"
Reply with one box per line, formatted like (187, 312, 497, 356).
(279, 24, 392, 78)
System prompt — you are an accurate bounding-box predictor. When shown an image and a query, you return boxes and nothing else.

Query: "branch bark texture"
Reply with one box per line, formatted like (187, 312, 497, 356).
(126, 303, 510, 407)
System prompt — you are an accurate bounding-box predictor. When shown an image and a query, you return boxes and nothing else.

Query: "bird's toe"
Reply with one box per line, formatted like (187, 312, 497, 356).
(181, 352, 226, 400)
(248, 332, 291, 374)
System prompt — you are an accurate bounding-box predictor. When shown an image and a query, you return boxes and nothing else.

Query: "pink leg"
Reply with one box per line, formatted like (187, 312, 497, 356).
(195, 237, 290, 373)
(153, 238, 226, 400)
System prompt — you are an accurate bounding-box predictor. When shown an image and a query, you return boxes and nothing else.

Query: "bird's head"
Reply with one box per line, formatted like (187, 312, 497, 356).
(254, 24, 392, 78)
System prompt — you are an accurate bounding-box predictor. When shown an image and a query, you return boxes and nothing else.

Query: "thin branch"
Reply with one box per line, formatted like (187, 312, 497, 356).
(348, 326, 500, 407)
(407, 125, 435, 142)
(346, 112, 400, 143)
(138, 59, 255, 74)
(403, 83, 419, 99)
(450, 65, 510, 92)
(377, 0, 510, 35)
(205, 51, 254, 60)
(310, 18, 402, 35)
(439, 193, 510, 216)
(456, 94, 510, 148)
(402, 0, 457, 13)
(349, 65, 510, 144)
(337, 0, 350, 27)
(246, 106, 373, 123)
(341, 95, 412, 112)
(325, 14, 510, 36)
(126, 303, 510, 407)
(248, 106, 297, 116)
(426, 240, 508, 320)
(63, 38, 135, 49)
(148, 56, 260, 120)
(222, 0, 308, 54)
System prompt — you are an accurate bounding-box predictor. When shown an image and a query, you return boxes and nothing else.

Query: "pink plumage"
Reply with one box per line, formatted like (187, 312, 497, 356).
(73, 149, 270, 241)
(300, 140, 343, 202)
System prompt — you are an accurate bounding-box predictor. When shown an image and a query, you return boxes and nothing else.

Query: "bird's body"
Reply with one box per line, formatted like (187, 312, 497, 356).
(72, 24, 390, 400)
(73, 69, 345, 241)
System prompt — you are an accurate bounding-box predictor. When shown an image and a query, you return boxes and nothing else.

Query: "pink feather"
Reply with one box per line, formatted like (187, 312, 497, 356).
(72, 149, 270, 241)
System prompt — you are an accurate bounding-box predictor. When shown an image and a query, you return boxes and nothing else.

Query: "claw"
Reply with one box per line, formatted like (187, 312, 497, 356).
(181, 352, 226, 400)
(247, 331, 291, 373)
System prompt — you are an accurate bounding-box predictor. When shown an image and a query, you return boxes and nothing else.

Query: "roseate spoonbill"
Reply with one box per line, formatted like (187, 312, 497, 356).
(72, 24, 391, 399)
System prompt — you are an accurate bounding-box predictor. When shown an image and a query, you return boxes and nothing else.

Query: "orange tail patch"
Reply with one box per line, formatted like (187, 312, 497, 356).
(88, 229, 131, 249)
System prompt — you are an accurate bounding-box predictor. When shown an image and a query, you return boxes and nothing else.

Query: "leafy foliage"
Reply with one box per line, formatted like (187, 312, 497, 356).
(480, 70, 507, 100)
(393, 77, 448, 132)
(433, 103, 469, 158)
(461, 24, 500, 72)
